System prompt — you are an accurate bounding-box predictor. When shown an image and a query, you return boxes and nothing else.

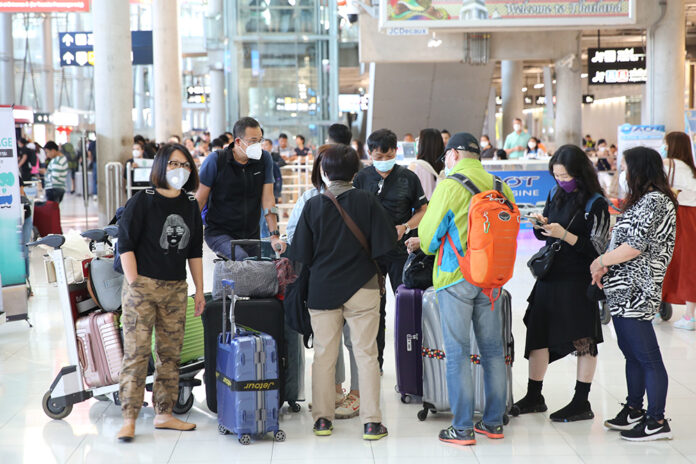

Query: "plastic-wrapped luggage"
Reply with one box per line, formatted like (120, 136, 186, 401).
(419, 287, 514, 423)
(394, 285, 423, 403)
(216, 279, 286, 444)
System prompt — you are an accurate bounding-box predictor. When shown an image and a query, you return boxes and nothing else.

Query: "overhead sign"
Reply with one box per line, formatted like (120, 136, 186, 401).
(0, 0, 90, 12)
(380, 0, 634, 29)
(186, 85, 210, 104)
(59, 31, 153, 67)
(588, 47, 646, 85)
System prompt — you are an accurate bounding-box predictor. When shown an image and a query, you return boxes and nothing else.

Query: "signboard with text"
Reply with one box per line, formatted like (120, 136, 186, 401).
(500, 170, 556, 205)
(0, 108, 25, 287)
(616, 124, 665, 175)
(59, 31, 153, 67)
(0, 0, 89, 12)
(380, 0, 634, 29)
(587, 47, 646, 85)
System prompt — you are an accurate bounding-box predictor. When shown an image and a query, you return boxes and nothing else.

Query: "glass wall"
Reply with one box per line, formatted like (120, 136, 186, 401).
(225, 0, 339, 146)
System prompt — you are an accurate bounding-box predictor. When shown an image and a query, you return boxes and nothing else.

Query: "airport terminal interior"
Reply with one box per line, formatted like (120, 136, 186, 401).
(3, 0, 696, 463)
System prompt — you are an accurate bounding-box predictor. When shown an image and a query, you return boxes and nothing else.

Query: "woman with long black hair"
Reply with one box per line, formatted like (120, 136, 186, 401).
(514, 144, 610, 422)
(408, 128, 444, 200)
(592, 147, 677, 441)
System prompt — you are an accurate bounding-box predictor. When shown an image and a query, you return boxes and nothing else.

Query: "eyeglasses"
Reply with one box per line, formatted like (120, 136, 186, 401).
(168, 160, 191, 170)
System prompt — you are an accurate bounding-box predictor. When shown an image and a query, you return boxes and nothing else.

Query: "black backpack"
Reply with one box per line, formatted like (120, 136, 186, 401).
(284, 262, 313, 348)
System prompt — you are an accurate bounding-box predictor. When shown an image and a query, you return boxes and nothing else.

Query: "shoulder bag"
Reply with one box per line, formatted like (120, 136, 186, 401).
(527, 209, 580, 279)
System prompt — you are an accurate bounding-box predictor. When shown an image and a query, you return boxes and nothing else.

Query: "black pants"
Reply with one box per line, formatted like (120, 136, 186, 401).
(46, 188, 65, 204)
(376, 251, 407, 369)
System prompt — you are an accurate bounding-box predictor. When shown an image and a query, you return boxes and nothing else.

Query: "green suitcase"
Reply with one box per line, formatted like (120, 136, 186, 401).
(151, 296, 205, 365)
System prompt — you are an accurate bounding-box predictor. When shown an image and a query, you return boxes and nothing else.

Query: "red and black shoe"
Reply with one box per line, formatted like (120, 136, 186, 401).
(439, 426, 476, 446)
(474, 420, 504, 439)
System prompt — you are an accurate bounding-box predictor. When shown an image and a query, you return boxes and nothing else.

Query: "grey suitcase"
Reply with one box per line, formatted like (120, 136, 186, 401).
(419, 287, 514, 424)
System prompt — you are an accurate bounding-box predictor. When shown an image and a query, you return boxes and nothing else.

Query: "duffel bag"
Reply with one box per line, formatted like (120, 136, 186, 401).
(211, 259, 279, 300)
(87, 257, 124, 312)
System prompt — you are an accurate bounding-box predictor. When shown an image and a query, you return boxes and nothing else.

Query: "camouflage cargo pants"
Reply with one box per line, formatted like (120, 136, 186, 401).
(119, 275, 188, 419)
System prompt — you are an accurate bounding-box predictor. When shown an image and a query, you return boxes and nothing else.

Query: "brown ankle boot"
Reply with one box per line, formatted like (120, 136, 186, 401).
(117, 423, 135, 442)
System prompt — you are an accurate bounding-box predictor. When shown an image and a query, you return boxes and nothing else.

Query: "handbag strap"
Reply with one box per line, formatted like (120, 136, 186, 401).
(323, 190, 386, 295)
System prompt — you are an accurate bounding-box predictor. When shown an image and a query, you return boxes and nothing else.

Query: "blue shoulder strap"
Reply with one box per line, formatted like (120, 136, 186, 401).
(585, 193, 604, 215)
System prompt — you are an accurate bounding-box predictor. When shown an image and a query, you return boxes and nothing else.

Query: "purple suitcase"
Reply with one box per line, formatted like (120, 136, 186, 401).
(394, 285, 424, 403)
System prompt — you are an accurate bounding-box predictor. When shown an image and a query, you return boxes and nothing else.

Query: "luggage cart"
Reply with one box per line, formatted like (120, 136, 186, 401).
(30, 233, 202, 420)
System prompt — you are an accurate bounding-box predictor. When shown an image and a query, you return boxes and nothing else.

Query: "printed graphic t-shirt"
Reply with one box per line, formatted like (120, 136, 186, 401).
(118, 189, 203, 281)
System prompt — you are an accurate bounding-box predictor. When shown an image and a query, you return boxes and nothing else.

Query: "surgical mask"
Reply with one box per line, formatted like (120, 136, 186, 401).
(166, 168, 190, 190)
(132, 149, 142, 158)
(659, 144, 668, 159)
(444, 151, 456, 176)
(513, 124, 522, 132)
(619, 170, 629, 194)
(480, 140, 489, 148)
(528, 142, 537, 150)
(320, 169, 331, 187)
(557, 179, 577, 193)
(373, 158, 396, 173)
(244, 141, 263, 160)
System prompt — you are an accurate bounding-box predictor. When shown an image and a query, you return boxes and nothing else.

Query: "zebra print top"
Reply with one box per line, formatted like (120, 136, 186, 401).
(603, 191, 677, 320)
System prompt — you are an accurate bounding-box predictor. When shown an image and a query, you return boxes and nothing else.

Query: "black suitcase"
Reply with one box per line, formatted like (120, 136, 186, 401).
(202, 297, 286, 413)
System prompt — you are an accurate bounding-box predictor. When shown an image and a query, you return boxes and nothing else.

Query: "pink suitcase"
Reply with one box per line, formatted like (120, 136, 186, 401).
(75, 312, 123, 388)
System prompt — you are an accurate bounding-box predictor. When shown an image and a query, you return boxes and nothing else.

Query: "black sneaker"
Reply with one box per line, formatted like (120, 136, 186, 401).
(550, 400, 595, 423)
(474, 420, 504, 439)
(620, 416, 672, 441)
(363, 422, 388, 441)
(604, 403, 646, 431)
(313, 418, 333, 436)
(439, 426, 476, 446)
(511, 394, 548, 415)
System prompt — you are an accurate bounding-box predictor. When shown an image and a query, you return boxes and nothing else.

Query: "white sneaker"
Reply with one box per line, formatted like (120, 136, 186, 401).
(652, 317, 663, 325)
(673, 317, 695, 331)
(308, 390, 345, 411)
(335, 393, 360, 419)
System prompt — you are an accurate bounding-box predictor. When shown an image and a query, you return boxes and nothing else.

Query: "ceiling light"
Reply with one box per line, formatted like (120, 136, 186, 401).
(533, 83, 544, 89)
(581, 73, 588, 78)
(522, 87, 528, 92)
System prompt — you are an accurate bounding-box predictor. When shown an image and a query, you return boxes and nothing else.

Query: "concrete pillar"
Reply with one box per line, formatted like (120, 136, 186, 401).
(501, 60, 524, 140)
(71, 13, 87, 112)
(134, 67, 146, 130)
(206, 0, 225, 136)
(93, 0, 133, 224)
(0, 14, 15, 105)
(42, 15, 55, 113)
(554, 33, 582, 146)
(644, 0, 685, 131)
(153, 0, 183, 142)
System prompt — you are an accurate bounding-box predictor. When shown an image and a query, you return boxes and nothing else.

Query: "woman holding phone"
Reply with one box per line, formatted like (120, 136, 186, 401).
(514, 144, 610, 422)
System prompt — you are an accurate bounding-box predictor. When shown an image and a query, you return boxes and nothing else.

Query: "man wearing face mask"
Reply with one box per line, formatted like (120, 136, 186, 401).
(503, 118, 531, 160)
(353, 128, 428, 370)
(196, 117, 285, 260)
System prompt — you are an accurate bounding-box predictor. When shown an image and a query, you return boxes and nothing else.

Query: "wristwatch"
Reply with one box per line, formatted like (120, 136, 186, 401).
(402, 223, 411, 234)
(263, 207, 279, 217)
(270, 229, 280, 237)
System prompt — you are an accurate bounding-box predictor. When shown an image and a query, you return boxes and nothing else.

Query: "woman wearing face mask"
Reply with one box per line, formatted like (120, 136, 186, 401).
(479, 134, 496, 159)
(524, 137, 546, 159)
(124, 142, 148, 188)
(660, 132, 696, 330)
(514, 144, 610, 423)
(116, 143, 205, 442)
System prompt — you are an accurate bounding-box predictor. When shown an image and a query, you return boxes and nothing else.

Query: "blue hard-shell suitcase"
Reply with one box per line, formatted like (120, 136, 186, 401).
(216, 279, 286, 445)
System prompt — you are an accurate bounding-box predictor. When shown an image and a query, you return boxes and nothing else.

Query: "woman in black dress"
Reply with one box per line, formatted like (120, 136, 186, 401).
(514, 144, 611, 422)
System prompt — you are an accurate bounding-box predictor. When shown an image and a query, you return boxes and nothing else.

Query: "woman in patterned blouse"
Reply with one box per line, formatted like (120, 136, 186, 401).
(591, 146, 677, 442)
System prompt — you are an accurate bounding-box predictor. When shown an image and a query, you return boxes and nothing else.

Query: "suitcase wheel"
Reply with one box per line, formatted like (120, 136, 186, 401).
(288, 401, 301, 413)
(173, 386, 195, 415)
(503, 414, 510, 425)
(274, 430, 286, 442)
(239, 434, 252, 445)
(660, 302, 673, 321)
(510, 404, 520, 417)
(417, 408, 428, 422)
(400, 394, 412, 404)
(42, 391, 73, 420)
(217, 424, 229, 435)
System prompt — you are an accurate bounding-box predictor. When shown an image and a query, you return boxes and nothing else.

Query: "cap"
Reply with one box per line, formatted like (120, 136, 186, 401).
(440, 132, 480, 160)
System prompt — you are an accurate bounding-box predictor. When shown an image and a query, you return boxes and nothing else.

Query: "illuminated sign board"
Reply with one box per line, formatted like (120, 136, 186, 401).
(587, 47, 646, 85)
(0, 0, 90, 12)
(59, 31, 153, 67)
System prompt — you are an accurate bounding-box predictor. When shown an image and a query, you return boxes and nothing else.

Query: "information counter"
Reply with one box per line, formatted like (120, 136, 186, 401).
(482, 159, 555, 206)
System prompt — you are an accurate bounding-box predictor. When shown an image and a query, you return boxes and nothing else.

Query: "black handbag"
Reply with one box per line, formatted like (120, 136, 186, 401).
(284, 263, 314, 349)
(402, 250, 434, 290)
(527, 210, 580, 279)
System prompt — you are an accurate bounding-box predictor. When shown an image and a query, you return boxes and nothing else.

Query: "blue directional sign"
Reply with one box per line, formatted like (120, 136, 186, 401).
(59, 31, 153, 67)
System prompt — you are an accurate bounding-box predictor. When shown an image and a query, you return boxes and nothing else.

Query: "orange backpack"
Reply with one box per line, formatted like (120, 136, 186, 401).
(438, 174, 520, 309)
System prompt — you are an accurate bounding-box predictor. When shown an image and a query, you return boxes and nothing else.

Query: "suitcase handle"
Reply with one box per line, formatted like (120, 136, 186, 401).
(221, 279, 237, 340)
(76, 336, 87, 370)
(230, 239, 263, 261)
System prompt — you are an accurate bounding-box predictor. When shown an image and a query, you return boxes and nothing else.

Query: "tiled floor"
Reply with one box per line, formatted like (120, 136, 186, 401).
(2, 195, 696, 463)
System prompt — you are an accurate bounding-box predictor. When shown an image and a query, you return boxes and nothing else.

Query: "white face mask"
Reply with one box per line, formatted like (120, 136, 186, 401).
(480, 140, 489, 148)
(444, 151, 457, 176)
(320, 169, 331, 187)
(243, 141, 263, 160)
(619, 170, 629, 194)
(513, 124, 522, 132)
(528, 142, 537, 150)
(166, 167, 190, 190)
(133, 149, 142, 158)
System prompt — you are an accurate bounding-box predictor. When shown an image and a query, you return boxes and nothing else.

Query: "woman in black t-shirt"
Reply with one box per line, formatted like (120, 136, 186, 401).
(116, 143, 204, 443)
(515, 145, 610, 422)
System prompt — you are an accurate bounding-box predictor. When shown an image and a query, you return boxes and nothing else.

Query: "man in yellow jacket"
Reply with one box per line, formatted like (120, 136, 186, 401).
(416, 132, 516, 447)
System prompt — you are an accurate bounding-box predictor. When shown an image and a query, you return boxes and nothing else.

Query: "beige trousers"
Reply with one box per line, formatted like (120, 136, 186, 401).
(309, 286, 382, 424)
